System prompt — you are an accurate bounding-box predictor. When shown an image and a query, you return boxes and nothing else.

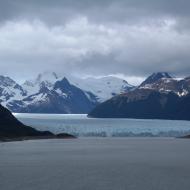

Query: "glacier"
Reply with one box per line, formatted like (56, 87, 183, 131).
(14, 113, 190, 137)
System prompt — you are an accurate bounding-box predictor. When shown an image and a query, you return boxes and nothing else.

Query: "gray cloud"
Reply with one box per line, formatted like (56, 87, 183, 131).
(1, 0, 190, 24)
(0, 0, 190, 83)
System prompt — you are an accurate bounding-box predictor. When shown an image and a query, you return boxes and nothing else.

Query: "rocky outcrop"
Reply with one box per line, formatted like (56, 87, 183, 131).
(0, 104, 75, 141)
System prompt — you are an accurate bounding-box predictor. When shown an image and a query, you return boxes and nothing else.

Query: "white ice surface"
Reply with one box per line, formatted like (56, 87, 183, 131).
(14, 113, 190, 137)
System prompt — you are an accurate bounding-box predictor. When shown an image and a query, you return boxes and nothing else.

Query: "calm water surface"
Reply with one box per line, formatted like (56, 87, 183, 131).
(1, 138, 190, 190)
(14, 113, 190, 137)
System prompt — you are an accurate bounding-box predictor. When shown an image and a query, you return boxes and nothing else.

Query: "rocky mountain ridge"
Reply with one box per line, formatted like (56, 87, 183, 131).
(88, 72, 190, 120)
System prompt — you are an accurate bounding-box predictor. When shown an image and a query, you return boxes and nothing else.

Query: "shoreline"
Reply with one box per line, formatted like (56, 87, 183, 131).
(0, 134, 76, 143)
(1, 135, 189, 143)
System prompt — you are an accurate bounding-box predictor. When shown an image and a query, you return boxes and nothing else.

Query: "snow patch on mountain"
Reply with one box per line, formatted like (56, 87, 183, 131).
(70, 76, 134, 102)
(0, 75, 27, 107)
(22, 71, 60, 96)
(139, 72, 190, 97)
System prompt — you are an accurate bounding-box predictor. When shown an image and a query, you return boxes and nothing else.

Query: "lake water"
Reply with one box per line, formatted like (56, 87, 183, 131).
(1, 138, 190, 190)
(14, 113, 190, 137)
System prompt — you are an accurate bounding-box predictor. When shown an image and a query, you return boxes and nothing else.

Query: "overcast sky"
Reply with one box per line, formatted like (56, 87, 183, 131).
(0, 0, 190, 84)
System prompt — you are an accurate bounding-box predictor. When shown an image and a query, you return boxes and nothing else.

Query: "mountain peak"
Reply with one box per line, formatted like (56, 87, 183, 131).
(140, 72, 172, 87)
(36, 72, 59, 84)
(54, 77, 71, 90)
(62, 77, 70, 84)
(0, 75, 16, 86)
(22, 72, 60, 97)
(152, 72, 171, 78)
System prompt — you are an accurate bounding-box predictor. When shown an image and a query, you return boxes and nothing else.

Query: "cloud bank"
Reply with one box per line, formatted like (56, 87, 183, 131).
(0, 0, 189, 82)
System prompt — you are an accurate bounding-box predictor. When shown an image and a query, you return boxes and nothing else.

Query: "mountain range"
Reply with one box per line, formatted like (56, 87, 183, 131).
(1, 71, 190, 118)
(88, 72, 190, 120)
(0, 72, 133, 113)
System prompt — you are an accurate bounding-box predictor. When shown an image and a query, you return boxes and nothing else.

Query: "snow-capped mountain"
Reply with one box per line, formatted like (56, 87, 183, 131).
(0, 72, 132, 113)
(22, 72, 60, 96)
(88, 87, 190, 120)
(2, 71, 189, 114)
(8, 77, 96, 113)
(0, 75, 27, 107)
(70, 76, 134, 102)
(23, 72, 134, 103)
(89, 73, 190, 120)
(140, 72, 172, 87)
(139, 72, 190, 96)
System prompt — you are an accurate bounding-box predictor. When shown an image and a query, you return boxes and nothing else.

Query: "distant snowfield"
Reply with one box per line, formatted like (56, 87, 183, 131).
(69, 76, 133, 102)
(14, 113, 190, 137)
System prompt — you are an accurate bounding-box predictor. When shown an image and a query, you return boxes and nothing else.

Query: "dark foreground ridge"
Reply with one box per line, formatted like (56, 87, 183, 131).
(0, 104, 75, 142)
